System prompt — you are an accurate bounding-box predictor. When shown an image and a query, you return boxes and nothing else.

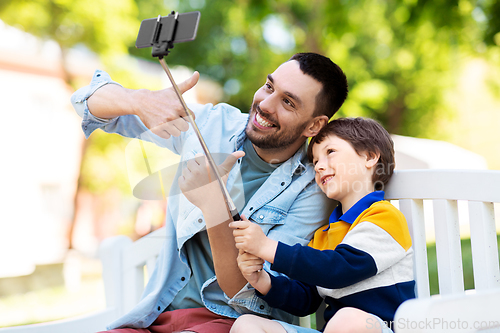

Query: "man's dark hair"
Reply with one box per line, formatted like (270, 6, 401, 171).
(307, 117, 395, 191)
(289, 53, 348, 119)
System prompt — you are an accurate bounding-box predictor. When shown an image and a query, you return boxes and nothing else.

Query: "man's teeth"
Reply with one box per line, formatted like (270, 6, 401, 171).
(256, 113, 274, 127)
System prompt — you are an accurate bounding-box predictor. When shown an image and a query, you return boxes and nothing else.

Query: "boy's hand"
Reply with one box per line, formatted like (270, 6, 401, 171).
(230, 217, 278, 263)
(237, 251, 264, 285)
(237, 250, 271, 295)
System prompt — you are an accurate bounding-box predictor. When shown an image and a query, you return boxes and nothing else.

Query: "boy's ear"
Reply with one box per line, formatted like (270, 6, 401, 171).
(365, 152, 380, 169)
(303, 115, 329, 137)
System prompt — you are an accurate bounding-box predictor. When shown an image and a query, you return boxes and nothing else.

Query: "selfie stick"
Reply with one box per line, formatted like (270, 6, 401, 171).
(147, 12, 240, 221)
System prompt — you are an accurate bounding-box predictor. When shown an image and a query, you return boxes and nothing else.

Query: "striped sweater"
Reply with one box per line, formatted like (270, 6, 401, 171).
(259, 191, 415, 327)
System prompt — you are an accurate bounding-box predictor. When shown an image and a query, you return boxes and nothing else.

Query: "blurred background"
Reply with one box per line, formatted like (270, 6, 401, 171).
(0, 0, 499, 327)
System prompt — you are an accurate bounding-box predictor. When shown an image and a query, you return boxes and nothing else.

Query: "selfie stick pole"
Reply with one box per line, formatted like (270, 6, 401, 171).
(158, 58, 240, 221)
(152, 13, 240, 221)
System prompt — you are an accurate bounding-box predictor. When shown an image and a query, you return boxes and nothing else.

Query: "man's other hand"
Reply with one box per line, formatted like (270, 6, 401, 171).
(134, 71, 200, 139)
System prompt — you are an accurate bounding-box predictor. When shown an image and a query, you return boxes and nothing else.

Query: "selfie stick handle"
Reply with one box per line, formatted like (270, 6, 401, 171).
(158, 57, 240, 221)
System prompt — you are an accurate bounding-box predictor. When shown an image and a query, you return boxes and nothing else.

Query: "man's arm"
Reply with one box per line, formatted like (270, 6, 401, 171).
(178, 151, 248, 297)
(86, 83, 138, 119)
(83, 71, 199, 139)
(205, 216, 249, 297)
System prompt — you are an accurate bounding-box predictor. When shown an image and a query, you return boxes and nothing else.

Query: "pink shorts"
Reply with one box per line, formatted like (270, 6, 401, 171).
(99, 307, 235, 333)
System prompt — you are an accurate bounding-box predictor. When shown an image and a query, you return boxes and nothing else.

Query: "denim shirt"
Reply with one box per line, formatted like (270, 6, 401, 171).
(71, 70, 336, 329)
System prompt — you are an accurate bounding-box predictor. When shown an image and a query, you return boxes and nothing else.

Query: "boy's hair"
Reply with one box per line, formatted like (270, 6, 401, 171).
(289, 53, 348, 119)
(307, 117, 395, 191)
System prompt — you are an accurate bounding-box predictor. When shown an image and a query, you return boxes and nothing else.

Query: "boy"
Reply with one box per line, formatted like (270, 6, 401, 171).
(229, 117, 415, 333)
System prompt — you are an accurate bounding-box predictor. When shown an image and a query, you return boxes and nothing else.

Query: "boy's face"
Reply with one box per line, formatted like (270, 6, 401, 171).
(311, 135, 376, 207)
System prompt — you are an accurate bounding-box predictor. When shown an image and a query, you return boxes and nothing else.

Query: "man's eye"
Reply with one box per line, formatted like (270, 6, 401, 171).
(265, 83, 273, 90)
(283, 98, 295, 108)
(327, 149, 335, 154)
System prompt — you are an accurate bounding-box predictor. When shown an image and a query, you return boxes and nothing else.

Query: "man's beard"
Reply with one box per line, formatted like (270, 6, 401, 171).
(245, 104, 309, 150)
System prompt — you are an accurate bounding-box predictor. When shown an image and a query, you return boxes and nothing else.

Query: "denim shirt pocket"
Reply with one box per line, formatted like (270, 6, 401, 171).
(249, 206, 286, 234)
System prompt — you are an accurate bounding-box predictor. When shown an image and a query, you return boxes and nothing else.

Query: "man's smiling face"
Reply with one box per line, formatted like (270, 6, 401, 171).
(245, 60, 323, 153)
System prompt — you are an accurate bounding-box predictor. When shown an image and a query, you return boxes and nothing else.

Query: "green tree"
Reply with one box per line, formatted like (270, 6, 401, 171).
(0, 0, 139, 85)
(3, 0, 498, 134)
(130, 0, 500, 138)
(3, 0, 499, 243)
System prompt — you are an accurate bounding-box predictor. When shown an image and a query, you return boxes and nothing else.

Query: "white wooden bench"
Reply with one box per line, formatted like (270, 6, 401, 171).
(0, 227, 165, 333)
(386, 170, 500, 333)
(1, 169, 499, 333)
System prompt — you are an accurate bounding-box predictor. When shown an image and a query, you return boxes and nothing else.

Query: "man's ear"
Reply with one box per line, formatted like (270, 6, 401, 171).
(303, 115, 328, 137)
(365, 152, 380, 169)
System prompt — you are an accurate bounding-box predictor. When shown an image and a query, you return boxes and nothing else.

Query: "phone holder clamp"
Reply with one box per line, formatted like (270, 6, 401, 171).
(151, 11, 179, 59)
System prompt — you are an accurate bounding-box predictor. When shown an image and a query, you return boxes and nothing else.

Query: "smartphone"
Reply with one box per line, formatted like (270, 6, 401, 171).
(136, 11, 200, 49)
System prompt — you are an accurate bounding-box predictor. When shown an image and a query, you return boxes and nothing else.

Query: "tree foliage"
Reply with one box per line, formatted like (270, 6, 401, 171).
(2, 0, 499, 195)
(2, 0, 498, 136)
(128, 0, 498, 137)
(0, 0, 139, 54)
(0, 0, 139, 83)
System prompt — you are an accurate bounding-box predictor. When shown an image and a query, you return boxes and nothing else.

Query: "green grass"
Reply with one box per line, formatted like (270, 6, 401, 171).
(0, 276, 105, 328)
(427, 234, 500, 295)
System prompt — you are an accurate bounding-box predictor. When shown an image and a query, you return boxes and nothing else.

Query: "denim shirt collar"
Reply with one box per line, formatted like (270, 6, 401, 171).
(233, 127, 247, 150)
(290, 145, 308, 177)
(327, 191, 385, 227)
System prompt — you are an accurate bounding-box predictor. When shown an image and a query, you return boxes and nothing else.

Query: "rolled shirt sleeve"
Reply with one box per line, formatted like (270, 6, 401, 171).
(71, 70, 121, 128)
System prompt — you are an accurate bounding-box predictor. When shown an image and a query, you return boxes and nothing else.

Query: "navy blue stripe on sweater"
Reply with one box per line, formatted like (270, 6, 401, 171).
(258, 274, 323, 318)
(259, 274, 415, 324)
(323, 280, 416, 322)
(271, 242, 377, 289)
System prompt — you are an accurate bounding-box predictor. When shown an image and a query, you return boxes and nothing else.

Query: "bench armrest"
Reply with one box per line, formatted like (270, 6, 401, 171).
(394, 289, 500, 332)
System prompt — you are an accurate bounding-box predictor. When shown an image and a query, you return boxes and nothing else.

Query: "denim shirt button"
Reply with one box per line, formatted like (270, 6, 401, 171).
(157, 306, 161, 311)
(181, 277, 186, 281)
(260, 305, 265, 310)
(249, 207, 253, 211)
(281, 182, 285, 186)
(259, 215, 264, 219)
(197, 218, 203, 223)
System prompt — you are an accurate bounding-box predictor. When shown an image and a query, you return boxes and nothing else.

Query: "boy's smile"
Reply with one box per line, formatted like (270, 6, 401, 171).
(320, 174, 335, 185)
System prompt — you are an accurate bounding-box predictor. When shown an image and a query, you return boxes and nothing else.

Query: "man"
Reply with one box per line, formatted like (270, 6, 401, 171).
(71, 53, 348, 333)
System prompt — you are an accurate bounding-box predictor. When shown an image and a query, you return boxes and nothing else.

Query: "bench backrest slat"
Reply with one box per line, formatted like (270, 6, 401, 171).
(433, 199, 464, 294)
(398, 199, 430, 298)
(468, 201, 500, 290)
(385, 169, 500, 298)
